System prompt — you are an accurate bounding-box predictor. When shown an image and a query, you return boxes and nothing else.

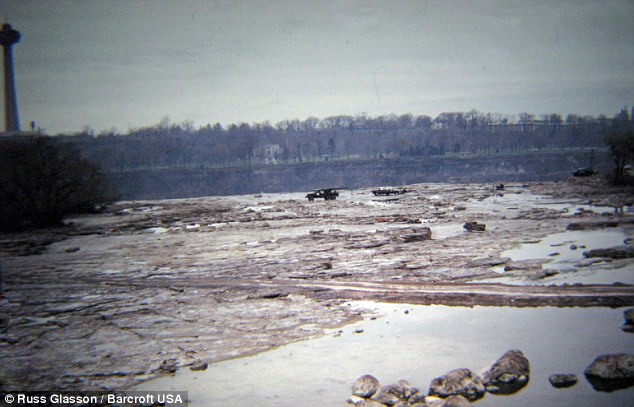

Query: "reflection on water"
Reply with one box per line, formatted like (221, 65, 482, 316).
(486, 229, 634, 285)
(482, 188, 621, 217)
(131, 303, 634, 407)
(502, 229, 626, 265)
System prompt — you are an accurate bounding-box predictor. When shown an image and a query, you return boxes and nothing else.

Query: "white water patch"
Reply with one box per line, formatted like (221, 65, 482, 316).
(131, 303, 634, 407)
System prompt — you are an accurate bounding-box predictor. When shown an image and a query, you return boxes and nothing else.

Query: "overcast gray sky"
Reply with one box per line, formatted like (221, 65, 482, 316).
(1, 0, 633, 134)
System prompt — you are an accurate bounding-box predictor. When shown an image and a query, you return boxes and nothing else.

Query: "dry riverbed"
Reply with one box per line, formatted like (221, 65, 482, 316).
(1, 178, 634, 392)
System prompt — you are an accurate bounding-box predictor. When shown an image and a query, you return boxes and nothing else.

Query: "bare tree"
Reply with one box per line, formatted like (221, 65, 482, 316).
(0, 137, 116, 230)
(605, 131, 634, 184)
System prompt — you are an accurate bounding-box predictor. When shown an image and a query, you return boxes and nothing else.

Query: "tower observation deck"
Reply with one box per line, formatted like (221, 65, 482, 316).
(0, 23, 21, 133)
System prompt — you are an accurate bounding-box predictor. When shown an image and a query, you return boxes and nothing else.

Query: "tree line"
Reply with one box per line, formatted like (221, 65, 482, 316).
(1, 107, 632, 231)
(61, 108, 634, 173)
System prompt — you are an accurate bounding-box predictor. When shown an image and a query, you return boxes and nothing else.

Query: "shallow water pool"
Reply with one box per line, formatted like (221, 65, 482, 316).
(132, 303, 634, 407)
(485, 228, 634, 285)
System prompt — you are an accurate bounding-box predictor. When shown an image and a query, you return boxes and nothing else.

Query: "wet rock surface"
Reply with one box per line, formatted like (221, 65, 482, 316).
(349, 349, 530, 407)
(584, 245, 634, 259)
(428, 368, 485, 401)
(426, 395, 471, 407)
(1, 179, 634, 391)
(463, 221, 485, 232)
(352, 374, 381, 398)
(623, 308, 634, 332)
(549, 373, 578, 388)
(584, 353, 634, 392)
(349, 348, 633, 405)
(479, 349, 530, 394)
(348, 377, 427, 406)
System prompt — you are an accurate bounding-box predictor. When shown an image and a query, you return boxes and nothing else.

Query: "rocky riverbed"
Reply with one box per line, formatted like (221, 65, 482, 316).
(1, 178, 634, 392)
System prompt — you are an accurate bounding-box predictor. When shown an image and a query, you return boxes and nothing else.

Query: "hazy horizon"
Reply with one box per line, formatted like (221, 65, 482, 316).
(1, 0, 633, 134)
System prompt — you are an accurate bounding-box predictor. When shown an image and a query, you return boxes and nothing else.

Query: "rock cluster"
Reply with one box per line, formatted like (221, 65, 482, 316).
(349, 350, 634, 405)
(350, 376, 427, 406)
(348, 350, 528, 406)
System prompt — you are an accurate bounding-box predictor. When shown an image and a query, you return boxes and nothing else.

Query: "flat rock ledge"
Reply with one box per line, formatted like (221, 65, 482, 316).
(583, 245, 634, 259)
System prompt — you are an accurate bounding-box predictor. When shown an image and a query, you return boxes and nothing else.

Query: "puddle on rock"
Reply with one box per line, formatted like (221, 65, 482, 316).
(472, 187, 624, 217)
(131, 303, 634, 407)
(485, 228, 632, 285)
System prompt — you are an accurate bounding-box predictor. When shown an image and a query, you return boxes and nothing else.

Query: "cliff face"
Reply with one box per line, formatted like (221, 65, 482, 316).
(106, 149, 610, 199)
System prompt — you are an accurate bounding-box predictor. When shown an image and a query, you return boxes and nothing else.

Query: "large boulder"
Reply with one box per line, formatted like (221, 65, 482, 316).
(352, 374, 381, 398)
(622, 308, 634, 333)
(584, 353, 634, 392)
(428, 368, 485, 401)
(480, 349, 529, 394)
(372, 380, 421, 406)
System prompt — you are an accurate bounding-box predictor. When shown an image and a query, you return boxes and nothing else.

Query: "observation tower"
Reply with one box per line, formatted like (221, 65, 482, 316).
(0, 23, 20, 133)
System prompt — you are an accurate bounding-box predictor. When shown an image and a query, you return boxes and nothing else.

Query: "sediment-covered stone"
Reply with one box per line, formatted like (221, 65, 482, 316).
(428, 368, 485, 401)
(349, 398, 387, 407)
(583, 245, 634, 259)
(372, 380, 419, 406)
(400, 227, 432, 243)
(427, 395, 471, 407)
(584, 353, 634, 380)
(480, 349, 529, 394)
(584, 353, 634, 392)
(566, 221, 619, 231)
(463, 221, 485, 232)
(548, 373, 577, 388)
(189, 359, 208, 371)
(622, 308, 634, 332)
(352, 374, 381, 398)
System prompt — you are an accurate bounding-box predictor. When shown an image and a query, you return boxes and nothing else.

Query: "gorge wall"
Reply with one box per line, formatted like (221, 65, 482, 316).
(106, 149, 610, 200)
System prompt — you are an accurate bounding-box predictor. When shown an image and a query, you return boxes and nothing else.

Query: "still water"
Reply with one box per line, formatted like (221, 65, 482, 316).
(484, 228, 634, 285)
(132, 303, 634, 406)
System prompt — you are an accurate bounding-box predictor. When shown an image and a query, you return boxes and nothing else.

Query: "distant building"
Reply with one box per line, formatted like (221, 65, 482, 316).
(262, 144, 282, 164)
